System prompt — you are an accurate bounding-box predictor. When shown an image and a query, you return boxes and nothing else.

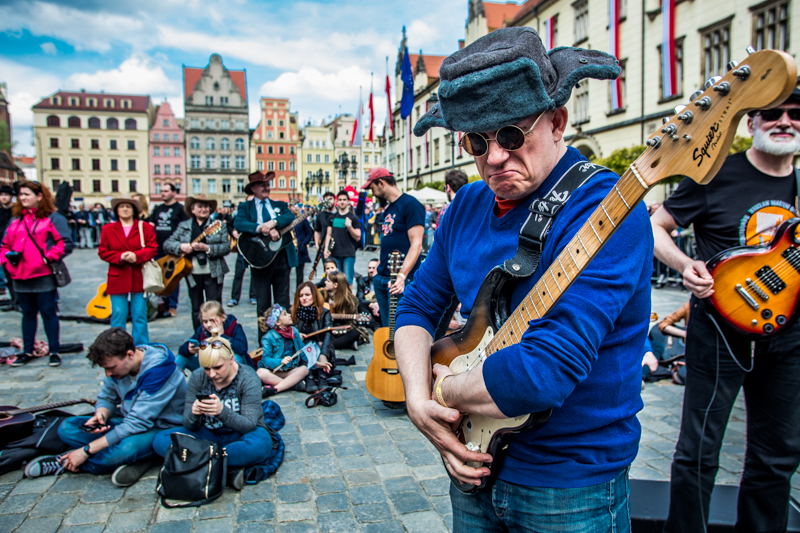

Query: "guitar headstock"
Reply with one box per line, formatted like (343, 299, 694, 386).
(321, 197, 335, 210)
(205, 219, 223, 236)
(389, 251, 404, 277)
(639, 49, 796, 187)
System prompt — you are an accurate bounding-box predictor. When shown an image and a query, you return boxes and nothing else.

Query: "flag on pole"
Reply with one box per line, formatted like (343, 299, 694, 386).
(400, 47, 414, 119)
(661, 0, 677, 99)
(368, 76, 375, 143)
(543, 16, 555, 50)
(609, 0, 623, 110)
(424, 99, 429, 167)
(301, 343, 321, 370)
(385, 61, 394, 137)
(351, 88, 363, 147)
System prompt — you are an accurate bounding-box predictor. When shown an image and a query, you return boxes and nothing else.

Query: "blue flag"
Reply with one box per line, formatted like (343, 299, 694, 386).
(400, 47, 414, 119)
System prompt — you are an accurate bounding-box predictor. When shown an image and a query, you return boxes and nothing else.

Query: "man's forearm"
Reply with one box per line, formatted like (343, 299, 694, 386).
(394, 326, 434, 404)
(442, 362, 505, 418)
(402, 242, 422, 277)
(653, 225, 691, 273)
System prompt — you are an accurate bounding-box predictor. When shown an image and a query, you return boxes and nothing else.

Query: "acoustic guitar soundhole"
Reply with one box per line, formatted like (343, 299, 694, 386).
(383, 341, 395, 360)
(0, 412, 11, 420)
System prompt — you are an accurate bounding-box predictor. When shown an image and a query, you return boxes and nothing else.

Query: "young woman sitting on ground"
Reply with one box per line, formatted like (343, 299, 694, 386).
(257, 304, 309, 396)
(177, 300, 249, 371)
(152, 334, 271, 490)
(292, 281, 335, 392)
(325, 271, 363, 351)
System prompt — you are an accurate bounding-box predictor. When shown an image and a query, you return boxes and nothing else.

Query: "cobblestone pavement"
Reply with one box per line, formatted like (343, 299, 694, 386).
(0, 249, 797, 532)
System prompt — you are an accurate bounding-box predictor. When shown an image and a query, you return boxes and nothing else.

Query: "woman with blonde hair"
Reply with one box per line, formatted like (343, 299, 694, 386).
(324, 271, 362, 351)
(152, 334, 271, 490)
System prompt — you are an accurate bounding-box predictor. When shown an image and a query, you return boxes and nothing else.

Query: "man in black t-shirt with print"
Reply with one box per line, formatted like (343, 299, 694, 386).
(362, 167, 424, 327)
(652, 89, 800, 533)
(323, 191, 361, 285)
(148, 183, 189, 317)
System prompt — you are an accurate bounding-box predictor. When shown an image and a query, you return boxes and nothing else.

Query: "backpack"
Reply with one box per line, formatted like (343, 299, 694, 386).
(244, 401, 285, 484)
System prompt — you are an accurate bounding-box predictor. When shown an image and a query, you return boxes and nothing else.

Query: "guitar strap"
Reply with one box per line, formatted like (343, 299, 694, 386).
(503, 161, 610, 278)
(795, 168, 799, 213)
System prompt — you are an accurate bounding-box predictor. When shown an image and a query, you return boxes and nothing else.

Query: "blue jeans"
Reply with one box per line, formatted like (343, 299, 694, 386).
(58, 416, 161, 474)
(165, 283, 180, 310)
(152, 426, 272, 469)
(331, 256, 355, 285)
(176, 352, 247, 372)
(451, 468, 630, 533)
(110, 292, 149, 344)
(17, 289, 60, 355)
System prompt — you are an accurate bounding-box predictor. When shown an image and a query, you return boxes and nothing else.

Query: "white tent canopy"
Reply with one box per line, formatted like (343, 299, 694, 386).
(406, 187, 448, 205)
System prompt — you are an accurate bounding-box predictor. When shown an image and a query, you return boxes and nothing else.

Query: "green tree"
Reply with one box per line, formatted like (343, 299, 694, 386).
(729, 135, 752, 154)
(591, 145, 647, 176)
(468, 174, 481, 183)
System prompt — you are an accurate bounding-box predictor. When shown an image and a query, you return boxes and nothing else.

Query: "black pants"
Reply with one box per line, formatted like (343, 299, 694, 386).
(332, 328, 361, 350)
(251, 250, 291, 319)
(187, 274, 223, 331)
(664, 298, 800, 533)
(295, 263, 306, 289)
(230, 254, 256, 303)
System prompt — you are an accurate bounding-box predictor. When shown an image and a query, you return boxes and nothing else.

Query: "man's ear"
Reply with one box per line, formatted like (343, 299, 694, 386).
(551, 107, 569, 141)
(746, 116, 756, 137)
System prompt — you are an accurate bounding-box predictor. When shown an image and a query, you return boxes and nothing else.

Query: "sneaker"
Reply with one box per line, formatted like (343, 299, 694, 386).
(49, 354, 62, 367)
(261, 384, 278, 398)
(227, 299, 238, 307)
(228, 468, 245, 490)
(24, 455, 65, 478)
(291, 380, 307, 392)
(249, 298, 257, 305)
(111, 460, 153, 487)
(305, 378, 319, 394)
(169, 309, 177, 317)
(11, 354, 36, 367)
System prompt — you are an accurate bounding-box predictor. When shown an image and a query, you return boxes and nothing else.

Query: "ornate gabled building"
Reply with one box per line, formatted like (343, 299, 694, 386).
(149, 101, 186, 202)
(252, 97, 301, 203)
(183, 54, 250, 202)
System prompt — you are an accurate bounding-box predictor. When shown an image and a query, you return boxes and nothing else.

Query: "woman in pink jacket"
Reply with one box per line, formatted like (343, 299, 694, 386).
(0, 181, 66, 367)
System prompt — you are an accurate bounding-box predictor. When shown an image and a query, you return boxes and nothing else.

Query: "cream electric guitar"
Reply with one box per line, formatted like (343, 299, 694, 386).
(428, 49, 797, 493)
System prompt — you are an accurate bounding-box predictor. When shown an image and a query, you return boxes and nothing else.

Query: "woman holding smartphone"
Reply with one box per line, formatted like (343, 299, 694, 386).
(152, 335, 271, 490)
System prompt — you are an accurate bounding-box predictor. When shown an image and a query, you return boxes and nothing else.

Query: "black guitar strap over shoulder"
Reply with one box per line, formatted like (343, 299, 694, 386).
(503, 161, 610, 278)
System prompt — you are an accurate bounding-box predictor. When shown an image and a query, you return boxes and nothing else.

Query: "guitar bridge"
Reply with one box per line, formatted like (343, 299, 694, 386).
(735, 284, 760, 310)
(381, 369, 400, 375)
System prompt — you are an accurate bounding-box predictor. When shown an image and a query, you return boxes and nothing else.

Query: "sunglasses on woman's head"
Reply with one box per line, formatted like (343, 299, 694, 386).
(459, 113, 545, 157)
(757, 108, 800, 122)
(199, 340, 231, 354)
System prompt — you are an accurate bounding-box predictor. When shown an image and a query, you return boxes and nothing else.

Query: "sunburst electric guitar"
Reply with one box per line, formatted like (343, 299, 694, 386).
(156, 220, 223, 296)
(427, 49, 797, 493)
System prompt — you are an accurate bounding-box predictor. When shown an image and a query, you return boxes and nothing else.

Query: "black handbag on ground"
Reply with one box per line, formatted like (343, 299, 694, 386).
(156, 432, 227, 508)
(22, 220, 71, 287)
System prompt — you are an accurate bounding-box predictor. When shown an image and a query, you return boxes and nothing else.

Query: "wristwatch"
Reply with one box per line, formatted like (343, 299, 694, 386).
(83, 444, 94, 457)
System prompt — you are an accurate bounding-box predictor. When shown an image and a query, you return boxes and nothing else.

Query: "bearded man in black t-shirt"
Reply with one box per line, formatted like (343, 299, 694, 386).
(148, 183, 189, 317)
(652, 89, 800, 533)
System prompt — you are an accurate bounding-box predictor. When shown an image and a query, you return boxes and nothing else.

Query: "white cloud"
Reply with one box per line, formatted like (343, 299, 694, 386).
(40, 42, 57, 55)
(66, 56, 178, 96)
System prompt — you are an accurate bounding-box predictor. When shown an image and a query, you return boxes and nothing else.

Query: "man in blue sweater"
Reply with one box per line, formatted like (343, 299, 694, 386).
(395, 27, 652, 531)
(25, 328, 186, 487)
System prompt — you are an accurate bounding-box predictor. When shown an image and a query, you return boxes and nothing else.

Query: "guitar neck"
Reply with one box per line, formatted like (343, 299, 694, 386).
(278, 214, 305, 236)
(389, 273, 399, 341)
(485, 167, 649, 357)
(5, 398, 92, 417)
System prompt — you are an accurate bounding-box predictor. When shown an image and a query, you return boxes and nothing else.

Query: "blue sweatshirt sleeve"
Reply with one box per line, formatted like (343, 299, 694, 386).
(95, 376, 121, 415)
(482, 185, 653, 417)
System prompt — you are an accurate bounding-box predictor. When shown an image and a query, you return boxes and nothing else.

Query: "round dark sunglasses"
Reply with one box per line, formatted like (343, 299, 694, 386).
(758, 108, 800, 122)
(459, 113, 545, 157)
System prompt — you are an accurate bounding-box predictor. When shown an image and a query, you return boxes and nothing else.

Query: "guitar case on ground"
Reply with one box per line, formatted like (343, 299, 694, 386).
(0, 410, 80, 476)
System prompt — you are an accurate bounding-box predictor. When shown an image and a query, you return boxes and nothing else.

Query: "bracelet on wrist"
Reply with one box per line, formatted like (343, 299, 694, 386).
(83, 444, 94, 457)
(435, 375, 452, 409)
(397, 272, 406, 280)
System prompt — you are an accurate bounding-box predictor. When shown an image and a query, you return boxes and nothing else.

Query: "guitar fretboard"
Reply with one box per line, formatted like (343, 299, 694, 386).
(485, 167, 649, 357)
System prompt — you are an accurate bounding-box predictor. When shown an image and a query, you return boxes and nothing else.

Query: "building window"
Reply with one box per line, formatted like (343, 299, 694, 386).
(173, 134, 179, 141)
(220, 137, 230, 150)
(72, 158, 80, 171)
(190, 137, 200, 149)
(107, 118, 119, 130)
(267, 120, 273, 126)
(324, 154, 330, 163)
(268, 161, 275, 171)
(191, 155, 200, 169)
(88, 117, 100, 129)
(258, 161, 264, 171)
(290, 147, 295, 155)
(753, 1, 790, 51)
(658, 37, 685, 99)
(127, 140, 135, 150)
(434, 139, 440, 165)
(574, 0, 589, 44)
(111, 159, 118, 171)
(364, 154, 369, 164)
(68, 116, 81, 128)
(47, 115, 60, 127)
(122, 100, 131, 109)
(220, 97, 228, 106)
(205, 96, 214, 106)
(163, 147, 170, 157)
(279, 132, 284, 139)
(222, 179, 231, 193)
(50, 138, 59, 148)
(235, 138, 245, 151)
(71, 139, 79, 149)
(307, 154, 312, 163)
(164, 165, 171, 175)
(175, 164, 181, 175)
(155, 182, 161, 194)
(72, 179, 81, 192)
(279, 178, 286, 189)
(175, 182, 182, 194)
(237, 179, 245, 193)
(93, 180, 101, 192)
(220, 155, 231, 169)
(154, 164, 161, 175)
(278, 161, 285, 171)
(52, 179, 60, 189)
(205, 120, 214, 130)
(289, 161, 295, 171)
(220, 120, 230, 129)
(129, 180, 137, 192)
(374, 155, 378, 163)
(192, 179, 201, 194)
(235, 156, 245, 170)
(258, 146, 264, 155)
(154, 134, 160, 141)
(279, 146, 285, 155)
(268, 131, 273, 139)
(205, 156, 216, 169)
(290, 178, 296, 189)
(235, 120, 245, 130)
(174, 147, 180, 156)
(206, 137, 215, 150)
(92, 159, 101, 171)
(111, 180, 118, 192)
(163, 119, 169, 127)
(154, 147, 160, 157)
(51, 158, 60, 170)
(110, 139, 117, 150)
(208, 180, 217, 194)
(702, 21, 731, 81)
(103, 98, 113, 108)
(128, 160, 137, 171)
(124, 118, 137, 130)
(91, 139, 99, 149)
(268, 146, 274, 155)
(190, 118, 199, 129)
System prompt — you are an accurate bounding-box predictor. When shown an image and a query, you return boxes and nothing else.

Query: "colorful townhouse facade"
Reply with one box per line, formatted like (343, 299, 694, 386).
(252, 97, 301, 203)
(149, 101, 186, 202)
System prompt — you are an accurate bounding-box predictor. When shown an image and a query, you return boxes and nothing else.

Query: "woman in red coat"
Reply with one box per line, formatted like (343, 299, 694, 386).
(98, 197, 157, 344)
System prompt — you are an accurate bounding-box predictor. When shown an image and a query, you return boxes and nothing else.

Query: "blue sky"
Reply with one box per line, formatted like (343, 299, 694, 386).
(0, 0, 520, 156)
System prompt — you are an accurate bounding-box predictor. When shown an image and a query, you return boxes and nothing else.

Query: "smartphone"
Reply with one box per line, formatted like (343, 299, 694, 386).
(80, 423, 108, 433)
(196, 394, 212, 401)
(188, 339, 200, 346)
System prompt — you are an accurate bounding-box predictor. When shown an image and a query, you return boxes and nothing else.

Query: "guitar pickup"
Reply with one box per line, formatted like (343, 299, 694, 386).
(755, 265, 786, 294)
(381, 369, 400, 375)
(735, 284, 759, 310)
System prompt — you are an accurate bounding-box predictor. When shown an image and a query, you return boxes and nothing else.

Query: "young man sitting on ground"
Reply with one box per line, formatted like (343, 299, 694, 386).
(24, 328, 187, 487)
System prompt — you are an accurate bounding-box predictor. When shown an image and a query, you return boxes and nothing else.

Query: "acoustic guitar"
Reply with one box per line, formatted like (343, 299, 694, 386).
(366, 251, 405, 402)
(0, 398, 96, 445)
(427, 49, 797, 494)
(705, 217, 800, 337)
(86, 282, 112, 320)
(156, 220, 223, 296)
(239, 206, 322, 269)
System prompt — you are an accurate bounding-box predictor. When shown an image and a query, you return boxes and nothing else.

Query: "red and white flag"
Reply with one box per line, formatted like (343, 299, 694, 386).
(351, 90, 363, 147)
(544, 16, 555, 50)
(385, 65, 394, 137)
(368, 77, 375, 143)
(661, 0, 677, 99)
(609, 0, 622, 110)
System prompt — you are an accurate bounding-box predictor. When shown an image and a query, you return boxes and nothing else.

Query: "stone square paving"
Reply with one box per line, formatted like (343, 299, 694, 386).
(0, 248, 797, 532)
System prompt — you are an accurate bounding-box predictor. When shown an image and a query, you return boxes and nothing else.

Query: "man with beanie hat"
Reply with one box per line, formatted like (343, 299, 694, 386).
(393, 27, 652, 531)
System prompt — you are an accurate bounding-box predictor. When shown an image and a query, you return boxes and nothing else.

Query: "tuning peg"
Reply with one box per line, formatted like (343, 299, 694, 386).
(677, 110, 694, 124)
(673, 105, 687, 115)
(746, 46, 756, 55)
(689, 90, 704, 102)
(694, 96, 712, 110)
(713, 81, 731, 96)
(733, 65, 751, 80)
(662, 117, 670, 125)
(704, 76, 723, 89)
(645, 136, 662, 149)
(661, 124, 677, 135)
(727, 60, 739, 71)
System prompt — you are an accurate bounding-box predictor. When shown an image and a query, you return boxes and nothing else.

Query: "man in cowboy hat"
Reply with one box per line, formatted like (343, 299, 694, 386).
(233, 171, 297, 323)
(163, 194, 231, 330)
(393, 27, 653, 530)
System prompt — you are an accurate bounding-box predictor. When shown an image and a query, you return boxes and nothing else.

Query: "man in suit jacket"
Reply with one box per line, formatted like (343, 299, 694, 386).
(233, 171, 297, 320)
